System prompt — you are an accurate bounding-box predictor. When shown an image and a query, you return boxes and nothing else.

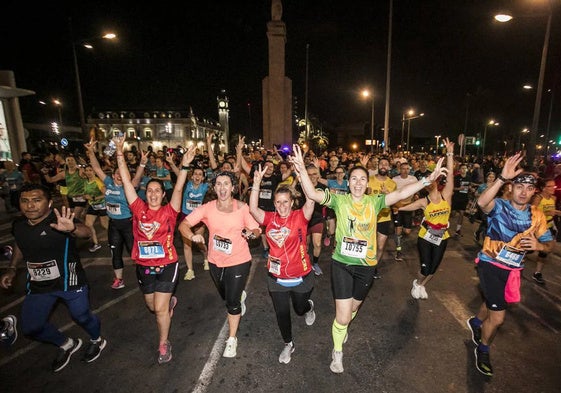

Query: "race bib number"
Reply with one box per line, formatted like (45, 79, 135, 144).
(72, 196, 86, 202)
(27, 260, 61, 281)
(138, 241, 165, 259)
(213, 235, 232, 255)
(423, 230, 443, 245)
(106, 202, 121, 215)
(185, 200, 201, 211)
(341, 237, 368, 258)
(496, 245, 525, 267)
(268, 255, 281, 275)
(259, 189, 272, 200)
(91, 201, 106, 210)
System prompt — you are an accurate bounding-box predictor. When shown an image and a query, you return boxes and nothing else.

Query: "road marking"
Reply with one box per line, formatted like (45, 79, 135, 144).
(0, 287, 139, 367)
(434, 291, 473, 329)
(191, 258, 259, 393)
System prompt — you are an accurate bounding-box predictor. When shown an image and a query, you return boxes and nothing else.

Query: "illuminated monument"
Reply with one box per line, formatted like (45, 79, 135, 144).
(262, 0, 292, 149)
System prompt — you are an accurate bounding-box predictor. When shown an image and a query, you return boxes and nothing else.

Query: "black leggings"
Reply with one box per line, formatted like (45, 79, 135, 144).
(417, 237, 448, 276)
(108, 218, 134, 270)
(209, 261, 251, 315)
(269, 289, 313, 343)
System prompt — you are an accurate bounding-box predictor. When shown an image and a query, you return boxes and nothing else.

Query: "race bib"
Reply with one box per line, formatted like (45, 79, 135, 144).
(496, 245, 525, 267)
(27, 260, 61, 281)
(185, 200, 201, 211)
(91, 201, 106, 210)
(268, 255, 281, 275)
(259, 189, 272, 200)
(213, 235, 232, 255)
(341, 236, 368, 258)
(423, 229, 443, 245)
(137, 241, 165, 259)
(106, 202, 121, 215)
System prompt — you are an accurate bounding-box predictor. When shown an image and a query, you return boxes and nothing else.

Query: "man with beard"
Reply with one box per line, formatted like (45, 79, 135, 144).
(367, 157, 396, 278)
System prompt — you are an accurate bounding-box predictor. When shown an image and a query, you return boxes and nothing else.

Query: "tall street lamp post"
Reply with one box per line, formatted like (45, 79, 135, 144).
(435, 135, 441, 154)
(69, 18, 117, 142)
(482, 119, 498, 157)
(495, 3, 553, 168)
(401, 110, 424, 152)
(361, 89, 375, 154)
(53, 99, 63, 128)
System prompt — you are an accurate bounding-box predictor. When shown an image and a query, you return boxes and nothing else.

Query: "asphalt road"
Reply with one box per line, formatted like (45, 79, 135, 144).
(1, 213, 560, 393)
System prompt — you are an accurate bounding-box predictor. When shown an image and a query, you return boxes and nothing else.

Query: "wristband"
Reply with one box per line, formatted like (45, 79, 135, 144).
(446, 153, 454, 156)
(139, 163, 146, 168)
(181, 166, 190, 171)
(421, 177, 431, 187)
(497, 174, 508, 182)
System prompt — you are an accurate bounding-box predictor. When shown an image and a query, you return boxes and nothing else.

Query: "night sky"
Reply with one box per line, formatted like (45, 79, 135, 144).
(2, 0, 560, 151)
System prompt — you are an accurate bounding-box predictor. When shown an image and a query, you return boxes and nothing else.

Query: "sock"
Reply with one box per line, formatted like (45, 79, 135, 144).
(456, 225, 461, 231)
(477, 343, 490, 353)
(61, 338, 74, 350)
(332, 320, 348, 351)
(396, 235, 402, 250)
(313, 256, 319, 264)
(472, 316, 482, 327)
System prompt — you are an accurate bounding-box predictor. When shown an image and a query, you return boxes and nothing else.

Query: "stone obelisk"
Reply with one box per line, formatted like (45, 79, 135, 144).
(262, 0, 292, 149)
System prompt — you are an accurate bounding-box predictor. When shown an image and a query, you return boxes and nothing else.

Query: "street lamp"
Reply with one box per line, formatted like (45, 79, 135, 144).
(52, 99, 63, 128)
(361, 89, 375, 154)
(401, 109, 424, 152)
(518, 127, 530, 151)
(69, 18, 117, 141)
(495, 3, 553, 169)
(482, 119, 499, 157)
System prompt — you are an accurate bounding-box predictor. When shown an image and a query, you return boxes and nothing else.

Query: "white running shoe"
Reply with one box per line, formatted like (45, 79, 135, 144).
(305, 299, 316, 326)
(330, 349, 344, 373)
(419, 285, 428, 299)
(223, 337, 237, 358)
(278, 342, 295, 364)
(411, 279, 421, 299)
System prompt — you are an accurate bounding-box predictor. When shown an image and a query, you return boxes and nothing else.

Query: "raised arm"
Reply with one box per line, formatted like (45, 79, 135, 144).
(131, 150, 148, 188)
(288, 144, 325, 203)
(207, 132, 218, 170)
(478, 153, 524, 213)
(165, 151, 180, 177)
(249, 164, 267, 224)
(385, 157, 447, 206)
(441, 138, 455, 202)
(114, 136, 139, 204)
(84, 139, 107, 181)
(169, 145, 196, 211)
(236, 135, 252, 175)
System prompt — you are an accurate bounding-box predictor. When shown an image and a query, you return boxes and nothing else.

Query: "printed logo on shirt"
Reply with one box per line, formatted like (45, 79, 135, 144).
(139, 221, 161, 240)
(40, 231, 47, 236)
(267, 227, 291, 247)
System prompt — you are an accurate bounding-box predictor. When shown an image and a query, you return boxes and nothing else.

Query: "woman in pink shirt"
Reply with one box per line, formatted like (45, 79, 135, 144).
(179, 171, 260, 358)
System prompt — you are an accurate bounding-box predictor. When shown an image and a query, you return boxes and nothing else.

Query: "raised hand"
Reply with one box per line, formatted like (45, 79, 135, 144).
(181, 145, 197, 166)
(253, 164, 267, 185)
(114, 135, 126, 152)
(289, 144, 306, 174)
(501, 153, 524, 180)
(427, 157, 448, 182)
(443, 137, 454, 152)
(50, 206, 76, 233)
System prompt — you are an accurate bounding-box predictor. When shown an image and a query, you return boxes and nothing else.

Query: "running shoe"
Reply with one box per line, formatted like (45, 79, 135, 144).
(330, 349, 344, 373)
(111, 278, 125, 290)
(305, 299, 316, 326)
(419, 285, 428, 299)
(395, 251, 403, 261)
(0, 315, 17, 346)
(474, 347, 493, 376)
(158, 340, 172, 364)
(312, 263, 323, 276)
(532, 272, 545, 285)
(373, 268, 382, 280)
(473, 231, 479, 243)
(278, 342, 295, 364)
(466, 317, 481, 345)
(52, 338, 82, 373)
(262, 248, 270, 259)
(223, 337, 237, 358)
(169, 296, 178, 318)
(203, 259, 209, 270)
(89, 243, 102, 253)
(184, 269, 195, 281)
(240, 290, 247, 317)
(83, 337, 107, 363)
(411, 279, 421, 299)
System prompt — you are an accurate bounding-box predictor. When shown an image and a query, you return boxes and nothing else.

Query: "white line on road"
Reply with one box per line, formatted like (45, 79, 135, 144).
(191, 258, 259, 393)
(434, 291, 473, 329)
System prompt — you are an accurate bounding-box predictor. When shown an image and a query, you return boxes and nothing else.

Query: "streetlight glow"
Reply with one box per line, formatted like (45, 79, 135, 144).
(360, 89, 375, 154)
(494, 14, 513, 23)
